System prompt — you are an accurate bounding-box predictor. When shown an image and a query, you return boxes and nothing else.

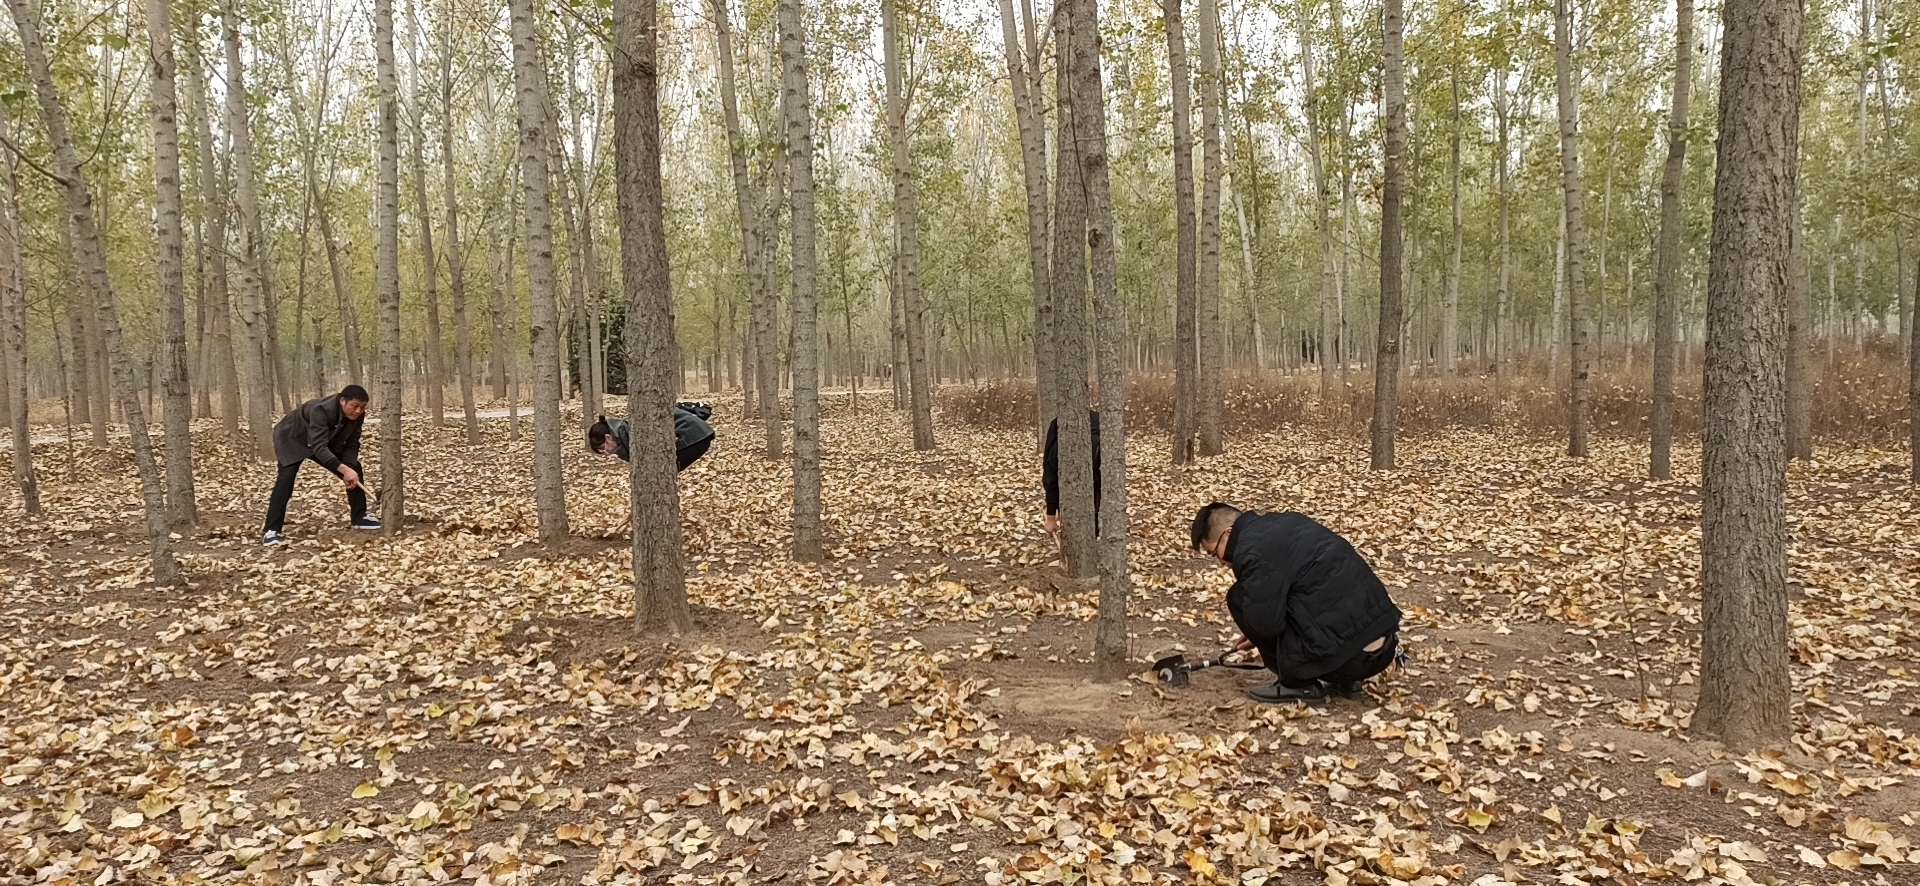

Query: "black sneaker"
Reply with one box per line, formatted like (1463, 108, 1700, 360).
(1246, 681, 1327, 706)
(351, 517, 382, 531)
(1329, 680, 1368, 700)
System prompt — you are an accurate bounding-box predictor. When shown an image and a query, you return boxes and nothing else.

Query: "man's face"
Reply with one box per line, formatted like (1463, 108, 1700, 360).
(341, 398, 367, 420)
(596, 436, 619, 456)
(1200, 528, 1232, 566)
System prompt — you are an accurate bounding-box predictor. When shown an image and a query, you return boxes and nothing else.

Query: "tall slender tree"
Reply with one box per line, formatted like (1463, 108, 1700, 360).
(442, 2, 479, 445)
(1554, 0, 1592, 458)
(508, 0, 569, 541)
(406, 11, 447, 428)
(0, 107, 39, 517)
(1652, 0, 1693, 479)
(1050, 0, 1096, 580)
(1165, 0, 1198, 466)
(1371, 0, 1406, 470)
(710, 0, 782, 459)
(883, 0, 935, 451)
(148, 0, 196, 527)
(221, 0, 277, 456)
(1300, 12, 1337, 399)
(373, 0, 408, 534)
(1194, 0, 1224, 456)
(612, 0, 690, 631)
(181, 11, 239, 434)
(1064, 0, 1131, 680)
(781, 0, 823, 560)
(998, 0, 1052, 450)
(1695, 0, 1802, 750)
(7, 0, 181, 584)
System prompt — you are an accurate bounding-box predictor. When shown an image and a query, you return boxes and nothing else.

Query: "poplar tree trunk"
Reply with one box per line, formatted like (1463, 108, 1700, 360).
(407, 31, 446, 428)
(1695, 0, 1801, 751)
(999, 0, 1052, 451)
(1371, 0, 1406, 470)
(181, 13, 238, 433)
(883, 0, 935, 451)
(1554, 0, 1592, 458)
(1061, 0, 1131, 681)
(1050, 0, 1096, 580)
(1493, 44, 1512, 396)
(1786, 201, 1813, 462)
(8, 0, 181, 584)
(148, 0, 197, 528)
(0, 107, 39, 516)
(1652, 0, 1693, 479)
(221, 0, 276, 457)
(1195, 0, 1224, 456)
(372, 0, 408, 535)
(564, 51, 604, 425)
(1300, 18, 1337, 400)
(1443, 66, 1462, 382)
(442, 12, 479, 445)
(508, 0, 570, 541)
(1165, 0, 1198, 466)
(611, 0, 690, 632)
(487, 224, 510, 401)
(780, 0, 823, 561)
(710, 0, 782, 458)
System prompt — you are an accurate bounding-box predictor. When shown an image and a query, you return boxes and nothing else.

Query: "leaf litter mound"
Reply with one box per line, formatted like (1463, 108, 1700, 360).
(1, 397, 1916, 886)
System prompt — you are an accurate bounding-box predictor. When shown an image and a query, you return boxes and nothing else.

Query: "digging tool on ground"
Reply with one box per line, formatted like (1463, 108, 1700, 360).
(1152, 648, 1264, 686)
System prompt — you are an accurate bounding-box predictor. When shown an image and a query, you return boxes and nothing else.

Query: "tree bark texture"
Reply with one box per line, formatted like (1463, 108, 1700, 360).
(408, 65, 447, 427)
(1370, 0, 1405, 471)
(1300, 18, 1336, 399)
(1062, 0, 1132, 681)
(8, 0, 181, 584)
(999, 0, 1053, 452)
(508, 0, 570, 541)
(1050, 0, 1096, 580)
(884, 0, 935, 451)
(1195, 0, 1223, 456)
(1165, 0, 1197, 466)
(0, 107, 39, 516)
(780, 0, 823, 561)
(373, 0, 408, 534)
(148, 0, 197, 527)
(221, 0, 276, 457)
(442, 12, 480, 445)
(1554, 0, 1592, 458)
(710, 0, 782, 458)
(1652, 0, 1692, 480)
(181, 13, 239, 435)
(1694, 0, 1801, 751)
(611, 0, 690, 632)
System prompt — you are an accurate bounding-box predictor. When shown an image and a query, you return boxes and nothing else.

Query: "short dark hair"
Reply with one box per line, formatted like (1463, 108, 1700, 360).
(587, 416, 613, 452)
(1190, 502, 1241, 552)
(339, 384, 370, 403)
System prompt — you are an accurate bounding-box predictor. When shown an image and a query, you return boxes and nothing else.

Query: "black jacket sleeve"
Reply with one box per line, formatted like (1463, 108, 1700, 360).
(1042, 419, 1060, 515)
(337, 419, 362, 466)
(306, 400, 344, 472)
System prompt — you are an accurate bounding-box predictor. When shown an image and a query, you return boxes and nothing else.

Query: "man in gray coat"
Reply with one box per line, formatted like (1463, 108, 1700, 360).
(263, 385, 377, 546)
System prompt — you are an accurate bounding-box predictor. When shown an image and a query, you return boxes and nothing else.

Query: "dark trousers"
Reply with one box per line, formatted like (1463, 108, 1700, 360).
(676, 436, 713, 472)
(264, 458, 366, 533)
(1278, 633, 1400, 688)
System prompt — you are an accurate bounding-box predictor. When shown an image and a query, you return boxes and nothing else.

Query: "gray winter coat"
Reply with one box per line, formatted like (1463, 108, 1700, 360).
(272, 395, 363, 470)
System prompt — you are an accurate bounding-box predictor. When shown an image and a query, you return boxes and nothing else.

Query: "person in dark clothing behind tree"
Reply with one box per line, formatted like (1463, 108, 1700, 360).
(1041, 411, 1101, 535)
(1190, 501, 1403, 705)
(588, 402, 715, 471)
(263, 384, 377, 546)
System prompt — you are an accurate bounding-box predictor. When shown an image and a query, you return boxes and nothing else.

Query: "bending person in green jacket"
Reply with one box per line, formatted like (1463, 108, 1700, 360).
(1191, 502, 1403, 705)
(587, 403, 715, 471)
(263, 385, 378, 546)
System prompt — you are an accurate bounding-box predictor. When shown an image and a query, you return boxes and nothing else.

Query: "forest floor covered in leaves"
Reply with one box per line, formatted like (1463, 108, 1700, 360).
(2, 394, 1918, 886)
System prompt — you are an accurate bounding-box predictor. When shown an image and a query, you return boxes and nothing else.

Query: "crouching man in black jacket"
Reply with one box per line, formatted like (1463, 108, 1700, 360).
(1191, 502, 1403, 705)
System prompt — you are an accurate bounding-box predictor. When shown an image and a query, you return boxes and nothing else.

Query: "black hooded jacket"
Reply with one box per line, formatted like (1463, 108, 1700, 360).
(1223, 511, 1402, 681)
